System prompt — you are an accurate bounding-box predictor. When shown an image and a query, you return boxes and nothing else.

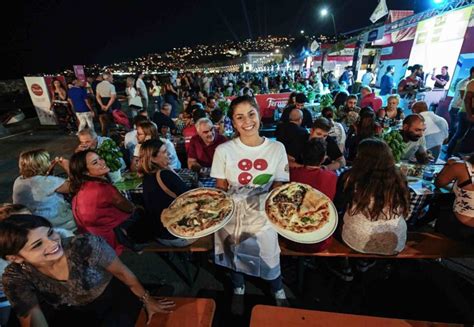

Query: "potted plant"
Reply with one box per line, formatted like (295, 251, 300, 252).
(96, 139, 123, 183)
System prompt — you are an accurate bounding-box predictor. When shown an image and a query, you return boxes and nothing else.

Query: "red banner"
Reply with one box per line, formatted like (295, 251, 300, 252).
(256, 93, 291, 118)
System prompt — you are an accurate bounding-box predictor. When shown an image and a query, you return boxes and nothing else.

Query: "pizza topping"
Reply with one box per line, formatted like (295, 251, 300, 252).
(265, 183, 332, 234)
(161, 188, 234, 237)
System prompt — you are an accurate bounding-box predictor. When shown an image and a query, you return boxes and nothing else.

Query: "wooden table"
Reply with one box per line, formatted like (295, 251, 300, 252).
(250, 305, 462, 327)
(135, 297, 215, 327)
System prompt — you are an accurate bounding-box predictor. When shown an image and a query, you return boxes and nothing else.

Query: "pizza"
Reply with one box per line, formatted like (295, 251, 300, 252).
(161, 188, 233, 237)
(265, 182, 331, 233)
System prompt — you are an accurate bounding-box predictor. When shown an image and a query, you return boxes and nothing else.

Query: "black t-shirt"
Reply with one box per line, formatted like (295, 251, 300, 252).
(152, 111, 177, 132)
(275, 122, 309, 162)
(280, 105, 313, 129)
(434, 74, 450, 89)
(323, 136, 343, 164)
(142, 170, 189, 239)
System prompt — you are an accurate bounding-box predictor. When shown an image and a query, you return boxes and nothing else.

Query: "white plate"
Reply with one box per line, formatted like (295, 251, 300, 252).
(265, 185, 339, 244)
(164, 187, 235, 240)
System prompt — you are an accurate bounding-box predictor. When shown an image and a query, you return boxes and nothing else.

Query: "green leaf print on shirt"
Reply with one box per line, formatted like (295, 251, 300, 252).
(252, 173, 273, 185)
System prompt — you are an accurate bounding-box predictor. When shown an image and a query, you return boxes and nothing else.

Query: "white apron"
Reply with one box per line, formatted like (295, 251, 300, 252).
(211, 138, 289, 280)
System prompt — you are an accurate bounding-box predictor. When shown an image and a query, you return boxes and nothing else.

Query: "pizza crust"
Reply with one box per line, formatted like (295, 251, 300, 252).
(265, 183, 332, 234)
(161, 188, 233, 237)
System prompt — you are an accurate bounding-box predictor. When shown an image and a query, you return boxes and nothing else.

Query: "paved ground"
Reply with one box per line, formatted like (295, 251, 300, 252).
(1, 128, 474, 326)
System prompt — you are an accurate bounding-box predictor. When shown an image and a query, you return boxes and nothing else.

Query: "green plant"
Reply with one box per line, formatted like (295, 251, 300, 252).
(382, 129, 406, 163)
(218, 99, 230, 114)
(319, 93, 333, 108)
(97, 139, 123, 172)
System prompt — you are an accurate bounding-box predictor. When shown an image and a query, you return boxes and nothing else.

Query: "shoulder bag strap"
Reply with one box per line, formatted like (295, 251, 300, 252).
(156, 170, 177, 199)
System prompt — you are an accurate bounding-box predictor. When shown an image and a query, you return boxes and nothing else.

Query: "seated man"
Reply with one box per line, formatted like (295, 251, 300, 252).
(308, 118, 346, 171)
(124, 115, 149, 163)
(187, 118, 227, 171)
(152, 103, 177, 135)
(411, 101, 448, 160)
(183, 107, 207, 152)
(336, 94, 360, 129)
(400, 114, 430, 164)
(76, 128, 111, 152)
(275, 108, 309, 164)
(280, 93, 313, 128)
(290, 138, 338, 200)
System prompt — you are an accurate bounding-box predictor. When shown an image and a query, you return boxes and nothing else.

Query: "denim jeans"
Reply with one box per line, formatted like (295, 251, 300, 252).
(446, 111, 469, 157)
(229, 270, 283, 293)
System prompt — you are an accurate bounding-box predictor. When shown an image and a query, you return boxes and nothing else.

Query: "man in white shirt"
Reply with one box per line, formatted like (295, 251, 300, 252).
(400, 114, 430, 163)
(136, 72, 149, 115)
(411, 101, 448, 160)
(361, 68, 375, 86)
(95, 73, 117, 136)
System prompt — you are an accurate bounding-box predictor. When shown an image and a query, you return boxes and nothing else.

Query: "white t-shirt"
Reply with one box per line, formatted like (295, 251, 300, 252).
(211, 137, 289, 197)
(136, 78, 148, 99)
(12, 176, 77, 232)
(133, 138, 181, 170)
(401, 135, 427, 162)
(361, 72, 375, 86)
(96, 80, 116, 98)
(420, 111, 449, 150)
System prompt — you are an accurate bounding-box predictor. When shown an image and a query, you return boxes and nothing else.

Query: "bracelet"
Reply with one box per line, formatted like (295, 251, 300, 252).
(139, 290, 150, 304)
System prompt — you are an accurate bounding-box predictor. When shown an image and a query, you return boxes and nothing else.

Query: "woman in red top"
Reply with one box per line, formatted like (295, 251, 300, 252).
(70, 150, 134, 255)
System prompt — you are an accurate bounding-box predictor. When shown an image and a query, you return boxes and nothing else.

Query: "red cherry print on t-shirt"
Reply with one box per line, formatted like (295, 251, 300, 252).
(238, 172, 253, 185)
(238, 159, 252, 171)
(253, 159, 268, 171)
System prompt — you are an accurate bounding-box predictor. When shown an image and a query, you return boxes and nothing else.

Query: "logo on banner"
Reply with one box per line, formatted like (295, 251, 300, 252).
(31, 84, 44, 96)
(266, 97, 288, 109)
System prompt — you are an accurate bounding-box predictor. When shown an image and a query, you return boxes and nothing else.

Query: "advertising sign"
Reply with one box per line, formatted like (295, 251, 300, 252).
(407, 7, 472, 90)
(24, 77, 57, 125)
(73, 65, 86, 82)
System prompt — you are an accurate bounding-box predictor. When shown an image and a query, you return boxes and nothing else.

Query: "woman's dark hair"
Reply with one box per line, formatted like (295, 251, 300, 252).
(287, 92, 297, 106)
(301, 139, 327, 166)
(356, 108, 379, 139)
(192, 108, 207, 122)
(228, 95, 260, 120)
(69, 150, 108, 194)
(344, 138, 410, 221)
(321, 106, 335, 120)
(0, 215, 52, 259)
(210, 109, 224, 124)
(333, 91, 349, 108)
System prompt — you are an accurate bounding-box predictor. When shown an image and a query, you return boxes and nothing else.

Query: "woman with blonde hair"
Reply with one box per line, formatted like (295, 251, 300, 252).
(139, 139, 195, 246)
(377, 94, 405, 127)
(12, 149, 76, 232)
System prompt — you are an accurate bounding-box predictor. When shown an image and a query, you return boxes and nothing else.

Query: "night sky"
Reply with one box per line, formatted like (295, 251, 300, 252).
(1, 0, 434, 79)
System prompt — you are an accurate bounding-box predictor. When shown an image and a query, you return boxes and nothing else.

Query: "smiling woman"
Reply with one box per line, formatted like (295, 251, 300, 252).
(0, 215, 174, 326)
(69, 150, 135, 255)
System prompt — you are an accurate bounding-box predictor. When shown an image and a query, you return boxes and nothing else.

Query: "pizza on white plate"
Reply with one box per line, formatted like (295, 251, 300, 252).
(265, 182, 331, 233)
(161, 188, 233, 237)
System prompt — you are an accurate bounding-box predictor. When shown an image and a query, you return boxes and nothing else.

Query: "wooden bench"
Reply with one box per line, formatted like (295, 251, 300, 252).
(143, 234, 214, 253)
(142, 235, 213, 287)
(249, 305, 463, 327)
(279, 232, 474, 259)
(135, 297, 215, 327)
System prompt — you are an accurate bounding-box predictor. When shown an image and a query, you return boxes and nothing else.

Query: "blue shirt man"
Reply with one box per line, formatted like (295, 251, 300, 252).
(380, 66, 395, 96)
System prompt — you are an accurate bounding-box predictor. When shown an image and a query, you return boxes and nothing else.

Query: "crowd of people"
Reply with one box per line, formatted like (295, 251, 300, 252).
(0, 62, 473, 325)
